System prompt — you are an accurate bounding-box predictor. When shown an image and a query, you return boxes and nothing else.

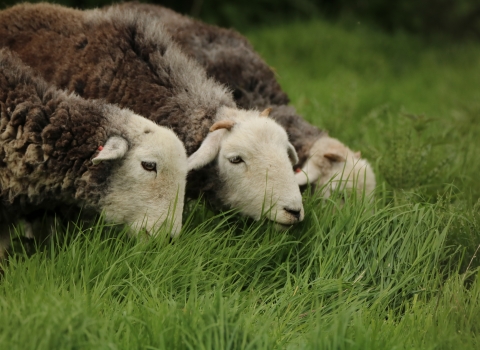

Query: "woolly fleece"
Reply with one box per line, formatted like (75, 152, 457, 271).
(0, 48, 113, 223)
(110, 2, 327, 167)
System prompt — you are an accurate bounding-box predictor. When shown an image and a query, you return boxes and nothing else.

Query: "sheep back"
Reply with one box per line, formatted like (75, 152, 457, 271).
(0, 3, 236, 157)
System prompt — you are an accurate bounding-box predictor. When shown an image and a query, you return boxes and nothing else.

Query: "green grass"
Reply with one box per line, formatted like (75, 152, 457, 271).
(2, 19, 480, 349)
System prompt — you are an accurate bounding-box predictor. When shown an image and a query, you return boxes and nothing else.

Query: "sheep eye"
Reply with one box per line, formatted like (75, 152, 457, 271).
(229, 156, 243, 164)
(141, 161, 157, 172)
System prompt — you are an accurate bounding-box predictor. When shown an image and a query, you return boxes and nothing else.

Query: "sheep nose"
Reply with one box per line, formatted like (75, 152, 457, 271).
(284, 207, 301, 221)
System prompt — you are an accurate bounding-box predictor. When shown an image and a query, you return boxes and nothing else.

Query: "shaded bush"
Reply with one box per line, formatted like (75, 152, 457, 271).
(1, 0, 478, 39)
(336, 0, 480, 40)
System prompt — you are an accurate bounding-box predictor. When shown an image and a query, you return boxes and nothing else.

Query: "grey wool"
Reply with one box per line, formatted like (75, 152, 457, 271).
(110, 2, 328, 167)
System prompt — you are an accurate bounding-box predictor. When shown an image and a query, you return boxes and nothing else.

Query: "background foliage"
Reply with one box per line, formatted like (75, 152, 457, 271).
(1, 0, 479, 39)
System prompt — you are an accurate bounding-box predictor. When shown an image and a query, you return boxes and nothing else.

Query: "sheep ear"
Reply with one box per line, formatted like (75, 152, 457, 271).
(187, 129, 226, 171)
(324, 152, 345, 163)
(92, 136, 128, 165)
(188, 121, 235, 171)
(295, 161, 323, 186)
(260, 107, 272, 117)
(287, 143, 299, 165)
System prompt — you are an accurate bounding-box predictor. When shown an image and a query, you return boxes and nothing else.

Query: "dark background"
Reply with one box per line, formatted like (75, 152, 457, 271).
(1, 0, 479, 39)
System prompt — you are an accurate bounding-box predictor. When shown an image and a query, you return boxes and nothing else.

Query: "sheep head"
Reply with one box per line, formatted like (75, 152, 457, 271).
(188, 107, 304, 226)
(295, 136, 376, 200)
(93, 110, 187, 237)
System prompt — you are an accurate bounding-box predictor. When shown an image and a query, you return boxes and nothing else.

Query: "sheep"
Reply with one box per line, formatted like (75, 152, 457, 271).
(111, 2, 376, 199)
(0, 3, 304, 226)
(295, 137, 376, 198)
(0, 48, 188, 258)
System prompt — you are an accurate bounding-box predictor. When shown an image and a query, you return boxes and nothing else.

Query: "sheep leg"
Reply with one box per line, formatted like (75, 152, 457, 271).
(23, 211, 59, 246)
(0, 224, 11, 260)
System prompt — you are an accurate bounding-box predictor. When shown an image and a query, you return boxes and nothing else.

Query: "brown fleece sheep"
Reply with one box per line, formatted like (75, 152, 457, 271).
(0, 3, 305, 225)
(111, 2, 376, 198)
(0, 48, 188, 258)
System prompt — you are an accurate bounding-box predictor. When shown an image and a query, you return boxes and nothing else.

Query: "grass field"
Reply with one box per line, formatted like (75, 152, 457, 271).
(1, 18, 480, 349)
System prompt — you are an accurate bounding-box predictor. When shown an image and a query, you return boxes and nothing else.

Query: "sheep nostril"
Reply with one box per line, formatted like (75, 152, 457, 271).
(284, 207, 301, 220)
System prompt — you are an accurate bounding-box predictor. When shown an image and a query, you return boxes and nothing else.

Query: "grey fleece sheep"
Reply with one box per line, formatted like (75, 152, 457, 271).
(112, 2, 376, 198)
(110, 2, 323, 166)
(0, 3, 304, 226)
(0, 48, 188, 258)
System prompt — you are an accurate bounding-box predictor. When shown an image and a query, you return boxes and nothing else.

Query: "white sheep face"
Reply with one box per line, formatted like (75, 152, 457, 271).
(296, 136, 376, 200)
(218, 118, 304, 224)
(188, 107, 304, 226)
(94, 114, 187, 237)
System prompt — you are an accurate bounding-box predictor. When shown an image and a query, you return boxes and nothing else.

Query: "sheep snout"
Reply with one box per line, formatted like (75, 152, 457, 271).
(284, 207, 302, 221)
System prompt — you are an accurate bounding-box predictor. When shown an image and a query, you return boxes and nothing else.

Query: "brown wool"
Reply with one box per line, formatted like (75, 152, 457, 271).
(0, 49, 114, 224)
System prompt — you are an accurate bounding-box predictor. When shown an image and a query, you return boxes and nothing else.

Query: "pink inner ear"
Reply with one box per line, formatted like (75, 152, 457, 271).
(324, 153, 345, 162)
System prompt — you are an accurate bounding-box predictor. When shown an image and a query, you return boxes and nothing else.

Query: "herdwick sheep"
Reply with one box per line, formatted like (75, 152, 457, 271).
(0, 49, 188, 258)
(111, 2, 376, 198)
(0, 3, 304, 226)
(295, 137, 376, 198)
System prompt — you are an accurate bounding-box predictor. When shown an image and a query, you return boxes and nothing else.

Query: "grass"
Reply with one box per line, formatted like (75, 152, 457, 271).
(1, 17, 480, 349)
